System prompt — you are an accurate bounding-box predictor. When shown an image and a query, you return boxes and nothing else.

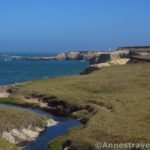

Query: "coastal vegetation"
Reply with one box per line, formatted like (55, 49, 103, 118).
(0, 99, 48, 149)
(0, 106, 47, 133)
(0, 137, 19, 150)
(0, 97, 40, 108)
(9, 63, 150, 149)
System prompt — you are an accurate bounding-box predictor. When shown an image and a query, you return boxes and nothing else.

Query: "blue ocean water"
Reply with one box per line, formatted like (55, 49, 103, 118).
(0, 58, 88, 86)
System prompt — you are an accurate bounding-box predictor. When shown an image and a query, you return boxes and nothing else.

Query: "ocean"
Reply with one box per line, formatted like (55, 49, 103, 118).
(0, 54, 88, 85)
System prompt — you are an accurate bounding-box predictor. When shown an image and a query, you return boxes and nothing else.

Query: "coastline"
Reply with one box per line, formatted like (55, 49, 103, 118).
(0, 78, 82, 149)
(8, 63, 150, 150)
(0, 48, 150, 150)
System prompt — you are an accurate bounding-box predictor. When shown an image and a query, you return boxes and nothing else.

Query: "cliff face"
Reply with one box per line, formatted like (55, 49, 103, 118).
(128, 55, 150, 63)
(81, 58, 130, 74)
(89, 46, 150, 65)
(9, 46, 150, 64)
(56, 51, 102, 61)
(89, 50, 129, 64)
(117, 46, 150, 57)
(55, 52, 66, 60)
(117, 46, 150, 63)
(81, 46, 150, 74)
(66, 52, 82, 60)
(80, 51, 102, 60)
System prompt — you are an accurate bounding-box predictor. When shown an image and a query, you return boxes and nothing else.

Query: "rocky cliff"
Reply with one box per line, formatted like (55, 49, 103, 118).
(128, 55, 150, 63)
(88, 46, 150, 65)
(81, 46, 150, 74)
(55, 52, 66, 60)
(89, 50, 129, 64)
(66, 51, 82, 60)
(56, 51, 102, 61)
(117, 46, 150, 57)
(7, 46, 150, 64)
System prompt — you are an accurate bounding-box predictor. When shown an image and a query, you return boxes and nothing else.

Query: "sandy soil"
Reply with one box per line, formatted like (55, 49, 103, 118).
(0, 87, 10, 98)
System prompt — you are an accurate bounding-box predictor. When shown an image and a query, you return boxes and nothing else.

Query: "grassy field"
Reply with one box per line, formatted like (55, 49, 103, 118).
(0, 106, 47, 133)
(12, 63, 150, 149)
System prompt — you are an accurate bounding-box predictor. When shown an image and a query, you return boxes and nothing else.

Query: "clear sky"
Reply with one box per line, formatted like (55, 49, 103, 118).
(0, 0, 150, 53)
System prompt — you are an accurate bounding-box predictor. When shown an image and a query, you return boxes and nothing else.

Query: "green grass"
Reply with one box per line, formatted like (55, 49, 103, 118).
(48, 135, 70, 150)
(0, 106, 47, 133)
(0, 137, 20, 150)
(12, 63, 150, 149)
(48, 127, 83, 150)
(0, 97, 40, 108)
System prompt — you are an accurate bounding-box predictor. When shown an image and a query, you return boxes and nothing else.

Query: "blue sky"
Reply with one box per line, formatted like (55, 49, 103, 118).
(0, 0, 150, 53)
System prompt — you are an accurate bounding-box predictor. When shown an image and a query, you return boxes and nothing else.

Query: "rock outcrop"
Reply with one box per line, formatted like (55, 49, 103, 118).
(56, 51, 102, 61)
(2, 119, 57, 144)
(56, 52, 66, 60)
(89, 50, 129, 65)
(117, 46, 150, 63)
(81, 46, 150, 74)
(66, 51, 81, 60)
(4, 46, 150, 64)
(117, 46, 150, 57)
(77, 51, 102, 60)
(128, 55, 150, 63)
(65, 51, 103, 60)
(81, 58, 130, 74)
(3, 128, 42, 144)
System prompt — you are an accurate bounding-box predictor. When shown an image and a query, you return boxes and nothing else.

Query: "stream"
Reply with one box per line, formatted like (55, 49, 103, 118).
(0, 104, 81, 150)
